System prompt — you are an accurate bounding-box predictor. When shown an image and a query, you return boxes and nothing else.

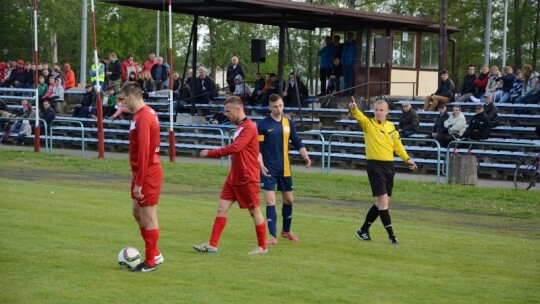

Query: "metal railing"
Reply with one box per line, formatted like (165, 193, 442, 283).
(50, 118, 86, 157)
(445, 140, 540, 184)
(325, 132, 443, 183)
(171, 124, 226, 166)
(298, 131, 325, 173)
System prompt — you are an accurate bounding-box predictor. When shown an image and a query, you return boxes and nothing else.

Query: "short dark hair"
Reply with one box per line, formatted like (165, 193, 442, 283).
(440, 70, 448, 75)
(268, 94, 282, 103)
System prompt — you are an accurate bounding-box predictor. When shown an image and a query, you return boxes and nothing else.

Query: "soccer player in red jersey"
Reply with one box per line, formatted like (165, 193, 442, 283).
(194, 96, 268, 255)
(122, 81, 163, 272)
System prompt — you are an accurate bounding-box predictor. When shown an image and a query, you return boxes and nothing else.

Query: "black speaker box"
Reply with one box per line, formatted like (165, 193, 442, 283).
(374, 37, 391, 64)
(251, 39, 266, 63)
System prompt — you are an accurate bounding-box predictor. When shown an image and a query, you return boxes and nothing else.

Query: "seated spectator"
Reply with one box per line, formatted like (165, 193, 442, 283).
(15, 120, 32, 146)
(21, 62, 34, 89)
(518, 64, 539, 104)
(72, 84, 97, 118)
(42, 78, 65, 108)
(455, 64, 477, 102)
(9, 60, 25, 89)
(423, 70, 455, 111)
(107, 97, 131, 120)
(102, 86, 118, 117)
(10, 100, 35, 134)
(40, 100, 56, 132)
(471, 65, 490, 100)
(62, 63, 76, 90)
(37, 75, 48, 100)
(121, 53, 140, 82)
(232, 74, 251, 97)
(250, 72, 265, 105)
(282, 72, 308, 107)
(51, 63, 63, 81)
(398, 102, 419, 138)
(327, 57, 344, 94)
(493, 66, 515, 103)
(141, 70, 156, 98)
(194, 67, 217, 104)
(0, 62, 6, 87)
(40, 76, 56, 106)
(440, 105, 467, 147)
(260, 73, 279, 106)
(472, 65, 501, 103)
(430, 104, 450, 145)
(172, 73, 191, 103)
(483, 93, 499, 128)
(136, 70, 145, 89)
(461, 104, 491, 140)
(509, 70, 524, 103)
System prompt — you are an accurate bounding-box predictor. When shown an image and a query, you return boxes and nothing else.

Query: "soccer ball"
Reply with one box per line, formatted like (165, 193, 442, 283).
(118, 247, 141, 269)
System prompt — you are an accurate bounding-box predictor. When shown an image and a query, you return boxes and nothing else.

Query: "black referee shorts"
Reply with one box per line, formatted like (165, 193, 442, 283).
(366, 160, 396, 197)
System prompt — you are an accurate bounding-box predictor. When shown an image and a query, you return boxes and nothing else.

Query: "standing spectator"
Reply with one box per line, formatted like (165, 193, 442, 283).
(150, 57, 169, 91)
(101, 56, 110, 86)
(21, 62, 34, 89)
(349, 98, 417, 245)
(107, 53, 122, 93)
(493, 66, 515, 103)
(194, 67, 217, 104)
(341, 32, 357, 96)
(518, 65, 539, 104)
(333, 34, 343, 59)
(121, 81, 164, 272)
(142, 53, 157, 72)
(62, 63, 76, 90)
(258, 94, 311, 245)
(462, 104, 491, 140)
(0, 62, 7, 87)
(430, 104, 450, 146)
(282, 72, 308, 107)
(226, 56, 245, 93)
(121, 53, 140, 82)
(423, 70, 455, 111)
(40, 100, 56, 133)
(89, 60, 105, 91)
(398, 101, 419, 138)
(317, 36, 335, 95)
(455, 64, 477, 102)
(250, 72, 265, 105)
(194, 96, 268, 255)
(483, 93, 499, 128)
(440, 105, 467, 147)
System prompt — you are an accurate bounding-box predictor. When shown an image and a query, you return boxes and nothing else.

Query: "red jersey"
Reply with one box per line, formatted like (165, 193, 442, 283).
(129, 105, 162, 186)
(207, 118, 260, 185)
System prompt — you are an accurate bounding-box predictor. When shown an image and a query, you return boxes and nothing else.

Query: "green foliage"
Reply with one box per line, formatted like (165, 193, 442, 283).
(0, 150, 539, 303)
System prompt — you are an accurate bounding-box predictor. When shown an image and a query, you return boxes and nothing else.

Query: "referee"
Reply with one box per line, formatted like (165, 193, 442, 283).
(349, 97, 417, 244)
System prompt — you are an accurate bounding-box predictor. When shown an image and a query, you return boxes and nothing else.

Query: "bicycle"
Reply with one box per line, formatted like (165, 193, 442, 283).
(513, 151, 540, 190)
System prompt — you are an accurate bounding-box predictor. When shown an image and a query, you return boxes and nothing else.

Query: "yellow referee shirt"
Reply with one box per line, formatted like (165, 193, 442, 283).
(350, 107, 410, 162)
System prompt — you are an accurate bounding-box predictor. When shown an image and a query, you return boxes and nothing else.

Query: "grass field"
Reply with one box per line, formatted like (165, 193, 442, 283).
(0, 150, 539, 303)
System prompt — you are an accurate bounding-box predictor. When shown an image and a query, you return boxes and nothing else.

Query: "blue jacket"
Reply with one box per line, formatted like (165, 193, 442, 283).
(317, 44, 335, 68)
(341, 40, 356, 66)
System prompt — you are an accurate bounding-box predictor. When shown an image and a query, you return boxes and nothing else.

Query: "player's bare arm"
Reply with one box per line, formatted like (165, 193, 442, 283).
(258, 153, 270, 177)
(299, 147, 311, 169)
(200, 149, 208, 157)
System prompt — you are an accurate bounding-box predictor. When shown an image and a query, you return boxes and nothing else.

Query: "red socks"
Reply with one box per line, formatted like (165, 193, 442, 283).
(140, 227, 161, 256)
(144, 228, 159, 267)
(255, 222, 267, 250)
(209, 216, 227, 248)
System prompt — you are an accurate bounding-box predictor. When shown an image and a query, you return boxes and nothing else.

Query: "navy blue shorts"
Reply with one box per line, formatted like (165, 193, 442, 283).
(260, 175, 294, 192)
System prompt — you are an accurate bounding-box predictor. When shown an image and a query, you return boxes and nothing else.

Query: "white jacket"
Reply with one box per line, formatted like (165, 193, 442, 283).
(444, 112, 467, 136)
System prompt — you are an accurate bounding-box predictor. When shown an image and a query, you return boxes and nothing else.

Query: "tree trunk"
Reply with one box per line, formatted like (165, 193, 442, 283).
(207, 19, 217, 81)
(513, 0, 526, 69)
(51, 31, 58, 64)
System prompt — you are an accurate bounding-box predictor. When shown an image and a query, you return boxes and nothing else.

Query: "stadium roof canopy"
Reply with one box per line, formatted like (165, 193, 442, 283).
(99, 0, 458, 33)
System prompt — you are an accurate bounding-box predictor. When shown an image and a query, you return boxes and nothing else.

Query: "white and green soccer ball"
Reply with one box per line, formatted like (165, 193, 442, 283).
(118, 247, 141, 269)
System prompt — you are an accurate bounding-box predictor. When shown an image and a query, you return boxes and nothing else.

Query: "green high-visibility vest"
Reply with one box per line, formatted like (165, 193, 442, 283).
(90, 63, 105, 83)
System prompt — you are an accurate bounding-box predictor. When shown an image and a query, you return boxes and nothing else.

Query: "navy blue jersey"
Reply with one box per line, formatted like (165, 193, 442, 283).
(258, 116, 304, 177)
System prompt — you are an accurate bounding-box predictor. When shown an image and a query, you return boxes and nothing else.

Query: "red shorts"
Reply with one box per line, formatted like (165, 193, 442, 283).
(131, 164, 163, 207)
(220, 181, 260, 209)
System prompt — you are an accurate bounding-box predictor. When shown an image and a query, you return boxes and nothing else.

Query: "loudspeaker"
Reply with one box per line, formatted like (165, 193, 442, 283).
(251, 39, 266, 63)
(374, 37, 391, 64)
